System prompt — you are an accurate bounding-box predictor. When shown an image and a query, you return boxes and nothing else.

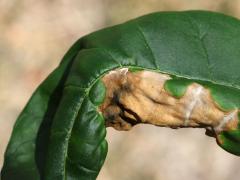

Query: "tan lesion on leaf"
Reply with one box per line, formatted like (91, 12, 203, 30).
(100, 68, 239, 136)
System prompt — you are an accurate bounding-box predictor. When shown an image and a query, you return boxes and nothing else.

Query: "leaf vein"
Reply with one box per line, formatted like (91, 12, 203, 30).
(135, 22, 159, 69)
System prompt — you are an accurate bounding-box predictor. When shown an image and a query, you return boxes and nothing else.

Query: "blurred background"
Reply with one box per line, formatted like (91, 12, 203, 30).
(1, 0, 240, 179)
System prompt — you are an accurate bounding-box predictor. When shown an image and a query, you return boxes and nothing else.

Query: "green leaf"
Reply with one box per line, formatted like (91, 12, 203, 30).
(2, 11, 240, 180)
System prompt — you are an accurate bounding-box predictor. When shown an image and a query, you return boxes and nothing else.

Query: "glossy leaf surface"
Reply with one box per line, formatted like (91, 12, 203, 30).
(1, 11, 240, 180)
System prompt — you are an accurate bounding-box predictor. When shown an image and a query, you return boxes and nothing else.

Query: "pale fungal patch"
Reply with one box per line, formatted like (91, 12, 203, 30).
(100, 68, 239, 136)
(108, 67, 128, 76)
(184, 86, 203, 126)
(214, 110, 238, 132)
(119, 68, 129, 75)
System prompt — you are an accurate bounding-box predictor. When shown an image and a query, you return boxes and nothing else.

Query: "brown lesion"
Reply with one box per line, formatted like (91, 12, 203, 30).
(99, 68, 239, 136)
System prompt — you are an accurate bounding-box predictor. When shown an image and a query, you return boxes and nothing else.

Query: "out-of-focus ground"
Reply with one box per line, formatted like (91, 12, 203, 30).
(1, 0, 240, 179)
